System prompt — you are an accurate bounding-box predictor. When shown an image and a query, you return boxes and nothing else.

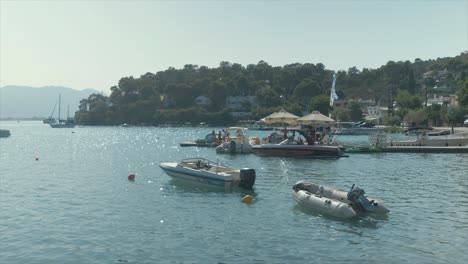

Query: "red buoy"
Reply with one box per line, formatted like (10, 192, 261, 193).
(128, 173, 136, 180)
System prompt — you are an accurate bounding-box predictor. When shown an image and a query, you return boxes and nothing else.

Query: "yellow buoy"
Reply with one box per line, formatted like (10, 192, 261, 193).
(241, 195, 254, 203)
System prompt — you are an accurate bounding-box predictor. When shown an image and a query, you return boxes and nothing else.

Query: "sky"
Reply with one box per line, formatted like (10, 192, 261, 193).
(0, 0, 466, 94)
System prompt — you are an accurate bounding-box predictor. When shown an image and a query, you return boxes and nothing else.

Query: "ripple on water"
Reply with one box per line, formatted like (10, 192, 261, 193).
(1, 122, 467, 263)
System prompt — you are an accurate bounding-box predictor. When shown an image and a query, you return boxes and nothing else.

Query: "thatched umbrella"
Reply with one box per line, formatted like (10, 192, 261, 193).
(297, 111, 335, 125)
(297, 111, 336, 142)
(263, 109, 299, 125)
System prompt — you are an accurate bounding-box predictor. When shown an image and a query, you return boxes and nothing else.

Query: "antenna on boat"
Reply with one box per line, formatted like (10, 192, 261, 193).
(58, 94, 61, 121)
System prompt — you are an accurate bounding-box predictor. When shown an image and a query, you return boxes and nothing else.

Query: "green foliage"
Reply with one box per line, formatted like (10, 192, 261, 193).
(331, 108, 349, 122)
(384, 115, 401, 126)
(404, 109, 428, 127)
(310, 94, 331, 115)
(346, 101, 363, 121)
(445, 106, 465, 127)
(74, 52, 468, 126)
(426, 104, 443, 126)
(384, 126, 404, 133)
(395, 90, 423, 109)
(456, 78, 468, 107)
(293, 79, 321, 104)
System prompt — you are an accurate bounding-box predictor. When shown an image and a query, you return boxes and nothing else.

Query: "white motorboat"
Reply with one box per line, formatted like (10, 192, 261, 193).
(215, 127, 255, 154)
(292, 181, 389, 218)
(159, 158, 256, 190)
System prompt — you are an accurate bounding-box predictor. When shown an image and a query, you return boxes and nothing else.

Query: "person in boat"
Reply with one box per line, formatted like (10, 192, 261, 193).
(282, 127, 288, 140)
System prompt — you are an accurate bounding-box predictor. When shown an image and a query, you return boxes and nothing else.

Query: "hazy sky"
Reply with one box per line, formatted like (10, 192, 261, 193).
(0, 0, 466, 94)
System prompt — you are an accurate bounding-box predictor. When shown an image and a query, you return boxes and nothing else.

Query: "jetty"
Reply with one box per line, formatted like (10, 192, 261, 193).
(382, 146, 468, 153)
(344, 128, 468, 154)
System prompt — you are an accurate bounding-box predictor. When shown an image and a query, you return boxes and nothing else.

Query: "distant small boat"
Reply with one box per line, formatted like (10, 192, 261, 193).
(215, 127, 255, 154)
(43, 117, 57, 124)
(50, 94, 75, 128)
(0, 129, 11, 138)
(179, 133, 220, 147)
(43, 99, 58, 124)
(159, 158, 256, 190)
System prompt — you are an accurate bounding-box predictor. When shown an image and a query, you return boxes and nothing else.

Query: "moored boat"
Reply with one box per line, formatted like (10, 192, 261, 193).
(252, 129, 346, 158)
(159, 158, 256, 190)
(0, 129, 11, 138)
(215, 127, 255, 154)
(49, 94, 75, 128)
(253, 142, 346, 158)
(179, 132, 220, 147)
(292, 181, 389, 218)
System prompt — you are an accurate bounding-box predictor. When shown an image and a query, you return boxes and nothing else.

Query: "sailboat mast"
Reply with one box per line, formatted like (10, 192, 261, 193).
(58, 94, 61, 121)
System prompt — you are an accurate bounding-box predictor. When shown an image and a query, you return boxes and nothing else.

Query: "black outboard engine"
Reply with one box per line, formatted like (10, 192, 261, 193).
(292, 181, 306, 192)
(229, 141, 237, 153)
(239, 168, 256, 189)
(347, 184, 377, 212)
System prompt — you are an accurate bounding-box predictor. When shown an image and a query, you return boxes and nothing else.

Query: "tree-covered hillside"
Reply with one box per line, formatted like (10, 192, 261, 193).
(76, 52, 468, 126)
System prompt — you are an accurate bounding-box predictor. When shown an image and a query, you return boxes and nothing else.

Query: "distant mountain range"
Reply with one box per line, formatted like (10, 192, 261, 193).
(0, 86, 99, 119)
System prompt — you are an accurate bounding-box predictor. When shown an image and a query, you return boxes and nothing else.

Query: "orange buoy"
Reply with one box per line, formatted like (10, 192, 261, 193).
(128, 173, 136, 180)
(241, 195, 254, 203)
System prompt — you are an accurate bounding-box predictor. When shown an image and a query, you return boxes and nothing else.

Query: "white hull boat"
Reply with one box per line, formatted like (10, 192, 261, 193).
(292, 181, 389, 218)
(159, 158, 256, 190)
(215, 127, 255, 154)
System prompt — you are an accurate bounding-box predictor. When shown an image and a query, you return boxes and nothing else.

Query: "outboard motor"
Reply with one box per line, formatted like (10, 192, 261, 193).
(239, 168, 256, 189)
(292, 181, 306, 192)
(229, 141, 237, 153)
(347, 184, 377, 212)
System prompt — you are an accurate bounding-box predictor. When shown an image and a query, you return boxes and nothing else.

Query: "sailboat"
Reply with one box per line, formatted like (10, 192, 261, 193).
(43, 98, 58, 124)
(50, 94, 75, 128)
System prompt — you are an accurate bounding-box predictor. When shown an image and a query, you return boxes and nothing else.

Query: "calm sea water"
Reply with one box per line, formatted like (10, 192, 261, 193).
(1, 121, 467, 264)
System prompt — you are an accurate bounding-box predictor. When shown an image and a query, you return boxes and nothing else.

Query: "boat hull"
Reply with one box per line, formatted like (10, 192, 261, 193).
(159, 160, 255, 190)
(179, 141, 218, 147)
(292, 181, 389, 217)
(160, 163, 235, 189)
(50, 123, 75, 128)
(293, 190, 357, 219)
(252, 144, 344, 158)
(215, 141, 253, 154)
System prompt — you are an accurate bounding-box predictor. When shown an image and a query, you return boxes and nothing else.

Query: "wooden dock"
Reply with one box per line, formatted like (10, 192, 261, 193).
(382, 146, 468, 153)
